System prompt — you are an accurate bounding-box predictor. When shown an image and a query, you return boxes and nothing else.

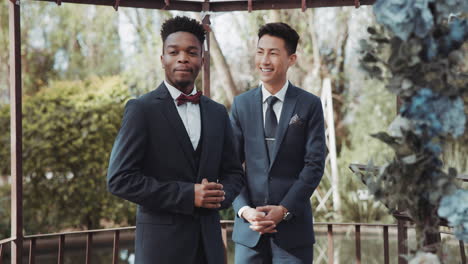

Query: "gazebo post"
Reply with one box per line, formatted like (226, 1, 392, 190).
(9, 0, 24, 263)
(202, 14, 211, 98)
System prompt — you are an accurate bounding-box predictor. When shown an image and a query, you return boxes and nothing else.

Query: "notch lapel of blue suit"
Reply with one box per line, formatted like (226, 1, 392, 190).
(157, 83, 197, 173)
(269, 83, 298, 170)
(253, 87, 270, 169)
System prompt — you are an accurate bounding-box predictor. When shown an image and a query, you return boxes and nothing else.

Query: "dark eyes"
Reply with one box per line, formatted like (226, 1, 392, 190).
(256, 51, 277, 56)
(167, 51, 198, 56)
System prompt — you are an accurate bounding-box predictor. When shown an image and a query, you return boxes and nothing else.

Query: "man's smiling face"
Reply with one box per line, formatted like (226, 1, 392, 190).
(255, 34, 296, 88)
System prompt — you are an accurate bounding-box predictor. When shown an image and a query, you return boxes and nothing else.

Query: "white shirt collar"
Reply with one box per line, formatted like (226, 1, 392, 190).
(164, 80, 197, 101)
(261, 81, 289, 103)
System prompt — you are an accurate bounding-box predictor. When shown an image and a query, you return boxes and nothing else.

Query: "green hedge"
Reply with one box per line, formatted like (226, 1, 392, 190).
(0, 76, 135, 234)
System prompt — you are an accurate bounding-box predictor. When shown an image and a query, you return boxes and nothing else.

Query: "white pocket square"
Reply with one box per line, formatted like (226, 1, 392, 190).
(289, 114, 303, 126)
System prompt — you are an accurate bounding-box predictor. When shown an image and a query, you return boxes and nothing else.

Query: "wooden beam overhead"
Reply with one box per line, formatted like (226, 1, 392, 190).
(33, 0, 375, 11)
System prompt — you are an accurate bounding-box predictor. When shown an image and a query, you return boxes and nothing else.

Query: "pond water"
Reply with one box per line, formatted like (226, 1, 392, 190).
(1, 226, 465, 263)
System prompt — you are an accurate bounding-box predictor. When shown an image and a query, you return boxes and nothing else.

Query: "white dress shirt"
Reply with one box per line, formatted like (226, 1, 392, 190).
(261, 81, 289, 126)
(238, 81, 289, 218)
(164, 80, 201, 150)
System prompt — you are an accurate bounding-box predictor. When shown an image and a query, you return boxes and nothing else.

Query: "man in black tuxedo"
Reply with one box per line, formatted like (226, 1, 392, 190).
(231, 23, 326, 263)
(107, 16, 244, 264)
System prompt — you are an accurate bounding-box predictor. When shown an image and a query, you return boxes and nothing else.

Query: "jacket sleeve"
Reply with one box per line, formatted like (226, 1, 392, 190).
(107, 99, 195, 215)
(280, 97, 326, 216)
(218, 106, 245, 210)
(229, 97, 251, 214)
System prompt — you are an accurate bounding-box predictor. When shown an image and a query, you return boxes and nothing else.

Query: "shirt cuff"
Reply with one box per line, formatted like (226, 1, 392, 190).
(238, 206, 251, 219)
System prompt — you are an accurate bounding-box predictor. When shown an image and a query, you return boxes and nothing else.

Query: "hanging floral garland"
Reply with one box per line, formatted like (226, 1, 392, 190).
(357, 0, 468, 262)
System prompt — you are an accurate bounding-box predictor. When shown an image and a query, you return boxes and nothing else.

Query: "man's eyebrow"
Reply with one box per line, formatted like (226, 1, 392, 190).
(257, 47, 280, 51)
(166, 45, 200, 50)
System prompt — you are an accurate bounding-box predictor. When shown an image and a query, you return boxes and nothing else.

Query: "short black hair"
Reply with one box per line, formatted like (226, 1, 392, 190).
(161, 16, 206, 46)
(258, 23, 299, 55)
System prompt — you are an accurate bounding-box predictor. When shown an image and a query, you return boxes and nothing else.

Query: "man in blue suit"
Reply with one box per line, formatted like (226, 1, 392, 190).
(230, 23, 326, 263)
(107, 16, 244, 264)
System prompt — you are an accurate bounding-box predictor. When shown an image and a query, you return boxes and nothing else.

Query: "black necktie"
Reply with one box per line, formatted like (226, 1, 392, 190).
(264, 96, 279, 163)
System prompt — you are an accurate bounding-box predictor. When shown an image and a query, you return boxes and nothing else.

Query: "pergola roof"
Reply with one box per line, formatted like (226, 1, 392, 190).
(34, 0, 375, 12)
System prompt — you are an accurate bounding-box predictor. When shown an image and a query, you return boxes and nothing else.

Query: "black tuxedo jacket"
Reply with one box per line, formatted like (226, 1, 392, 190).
(107, 82, 244, 264)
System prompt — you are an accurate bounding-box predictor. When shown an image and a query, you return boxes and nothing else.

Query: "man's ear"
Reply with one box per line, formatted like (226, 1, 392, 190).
(160, 55, 164, 68)
(288, 54, 297, 67)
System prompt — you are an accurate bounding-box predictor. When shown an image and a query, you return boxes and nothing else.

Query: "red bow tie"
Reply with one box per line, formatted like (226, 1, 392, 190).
(176, 91, 202, 106)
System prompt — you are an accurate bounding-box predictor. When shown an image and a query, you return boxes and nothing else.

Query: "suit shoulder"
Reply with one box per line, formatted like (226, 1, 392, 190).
(123, 92, 155, 116)
(126, 89, 161, 108)
(202, 96, 228, 112)
(233, 87, 259, 103)
(295, 86, 320, 102)
(293, 87, 322, 114)
(136, 90, 157, 102)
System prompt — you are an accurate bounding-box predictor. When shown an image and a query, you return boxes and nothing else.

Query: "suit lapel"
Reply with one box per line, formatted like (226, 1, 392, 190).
(269, 83, 298, 170)
(196, 96, 212, 182)
(252, 87, 270, 169)
(156, 83, 196, 173)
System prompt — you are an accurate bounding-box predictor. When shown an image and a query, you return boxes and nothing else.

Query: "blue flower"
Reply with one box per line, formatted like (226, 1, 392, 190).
(439, 18, 468, 56)
(438, 189, 468, 242)
(402, 89, 466, 139)
(374, 0, 434, 41)
(425, 142, 442, 155)
(436, 0, 468, 22)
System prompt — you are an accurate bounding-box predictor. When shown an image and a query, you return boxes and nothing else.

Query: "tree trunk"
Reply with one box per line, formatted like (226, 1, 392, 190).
(307, 10, 322, 84)
(209, 30, 239, 107)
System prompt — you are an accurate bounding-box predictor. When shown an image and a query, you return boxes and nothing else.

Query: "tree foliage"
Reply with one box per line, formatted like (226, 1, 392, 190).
(0, 2, 121, 98)
(119, 8, 171, 95)
(0, 1, 9, 104)
(336, 79, 395, 223)
(0, 185, 10, 239)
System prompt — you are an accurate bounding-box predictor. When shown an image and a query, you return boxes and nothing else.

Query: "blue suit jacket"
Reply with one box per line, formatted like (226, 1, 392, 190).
(107, 83, 244, 264)
(230, 83, 325, 249)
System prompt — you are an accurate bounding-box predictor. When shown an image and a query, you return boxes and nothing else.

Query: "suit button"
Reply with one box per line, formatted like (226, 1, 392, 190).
(268, 177, 272, 181)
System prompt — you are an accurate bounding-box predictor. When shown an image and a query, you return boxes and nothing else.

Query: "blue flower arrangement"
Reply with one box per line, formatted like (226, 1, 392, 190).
(374, 0, 434, 41)
(402, 88, 466, 139)
(438, 189, 468, 242)
(359, 0, 468, 257)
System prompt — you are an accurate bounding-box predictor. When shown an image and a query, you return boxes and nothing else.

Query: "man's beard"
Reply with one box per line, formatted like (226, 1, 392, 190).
(174, 80, 192, 92)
